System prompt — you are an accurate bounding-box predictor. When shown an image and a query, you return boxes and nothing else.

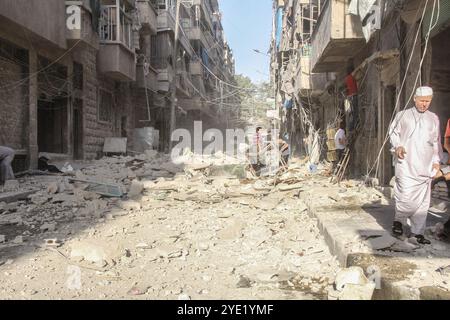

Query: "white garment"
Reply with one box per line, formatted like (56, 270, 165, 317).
(335, 129, 346, 150)
(389, 107, 441, 235)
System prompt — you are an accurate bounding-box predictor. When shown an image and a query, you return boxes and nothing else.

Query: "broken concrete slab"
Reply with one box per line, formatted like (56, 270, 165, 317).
(338, 282, 376, 300)
(40, 223, 57, 232)
(335, 267, 369, 291)
(3, 180, 19, 192)
(128, 180, 144, 199)
(278, 183, 303, 192)
(365, 234, 397, 250)
(0, 189, 40, 204)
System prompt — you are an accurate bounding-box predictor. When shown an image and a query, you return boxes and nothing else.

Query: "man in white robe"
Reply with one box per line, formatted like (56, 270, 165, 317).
(389, 86, 441, 244)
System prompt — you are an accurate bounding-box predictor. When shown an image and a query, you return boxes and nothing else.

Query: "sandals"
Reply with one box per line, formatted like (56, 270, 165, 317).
(414, 235, 431, 245)
(392, 221, 403, 237)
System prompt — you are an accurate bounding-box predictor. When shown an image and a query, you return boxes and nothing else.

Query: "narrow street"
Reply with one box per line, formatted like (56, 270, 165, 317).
(1, 0, 450, 302)
(0, 154, 339, 300)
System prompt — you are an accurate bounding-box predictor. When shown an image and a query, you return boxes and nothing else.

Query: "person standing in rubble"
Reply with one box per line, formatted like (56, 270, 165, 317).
(345, 65, 359, 133)
(0, 146, 15, 185)
(389, 86, 441, 245)
(334, 121, 347, 163)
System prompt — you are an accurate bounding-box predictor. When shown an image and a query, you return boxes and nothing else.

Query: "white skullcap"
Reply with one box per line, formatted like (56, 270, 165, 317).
(415, 86, 433, 97)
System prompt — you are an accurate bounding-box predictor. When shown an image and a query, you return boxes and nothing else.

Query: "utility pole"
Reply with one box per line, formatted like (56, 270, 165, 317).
(169, 0, 181, 151)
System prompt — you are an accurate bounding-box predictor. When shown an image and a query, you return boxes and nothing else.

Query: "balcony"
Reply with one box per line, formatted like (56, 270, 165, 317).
(157, 10, 193, 56)
(156, 64, 173, 92)
(136, 0, 157, 35)
(190, 60, 203, 75)
(98, 2, 136, 81)
(193, 0, 214, 32)
(295, 56, 329, 95)
(311, 0, 365, 73)
(0, 0, 66, 49)
(136, 62, 158, 91)
(65, 0, 99, 49)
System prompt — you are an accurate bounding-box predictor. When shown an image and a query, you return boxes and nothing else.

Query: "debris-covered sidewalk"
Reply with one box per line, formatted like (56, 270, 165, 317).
(302, 173, 450, 300)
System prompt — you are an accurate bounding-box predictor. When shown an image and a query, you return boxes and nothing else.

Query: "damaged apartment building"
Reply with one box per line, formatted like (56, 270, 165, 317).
(271, 0, 450, 184)
(0, 0, 237, 173)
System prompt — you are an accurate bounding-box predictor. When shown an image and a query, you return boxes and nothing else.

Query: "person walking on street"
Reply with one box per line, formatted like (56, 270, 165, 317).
(389, 86, 441, 245)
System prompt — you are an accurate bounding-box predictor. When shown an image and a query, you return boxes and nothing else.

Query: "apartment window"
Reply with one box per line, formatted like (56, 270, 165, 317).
(73, 62, 83, 90)
(98, 88, 113, 123)
(99, 0, 133, 49)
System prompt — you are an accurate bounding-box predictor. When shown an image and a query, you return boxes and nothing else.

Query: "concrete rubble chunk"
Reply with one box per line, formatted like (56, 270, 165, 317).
(13, 236, 23, 244)
(127, 285, 149, 296)
(365, 234, 397, 250)
(40, 223, 57, 232)
(44, 238, 61, 248)
(128, 180, 144, 198)
(69, 241, 115, 264)
(3, 180, 19, 192)
(335, 267, 370, 291)
(236, 275, 252, 288)
(178, 293, 191, 300)
(46, 182, 59, 195)
(0, 235, 6, 243)
(389, 239, 419, 252)
(338, 283, 376, 300)
(118, 200, 141, 211)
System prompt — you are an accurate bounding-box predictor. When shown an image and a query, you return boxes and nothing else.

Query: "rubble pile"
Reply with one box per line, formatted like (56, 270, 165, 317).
(0, 153, 342, 299)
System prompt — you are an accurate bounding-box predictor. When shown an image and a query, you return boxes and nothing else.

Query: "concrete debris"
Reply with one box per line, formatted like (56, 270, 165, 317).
(127, 286, 149, 296)
(178, 293, 191, 300)
(236, 276, 252, 288)
(335, 267, 370, 291)
(365, 234, 397, 250)
(0, 235, 5, 243)
(44, 238, 61, 248)
(12, 236, 23, 244)
(40, 223, 57, 232)
(390, 239, 419, 252)
(118, 200, 141, 211)
(3, 180, 19, 192)
(338, 283, 376, 300)
(128, 180, 144, 198)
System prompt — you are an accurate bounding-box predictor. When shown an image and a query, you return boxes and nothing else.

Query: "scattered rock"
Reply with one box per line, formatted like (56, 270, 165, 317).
(0, 235, 5, 243)
(338, 283, 376, 300)
(12, 236, 23, 244)
(118, 200, 141, 211)
(127, 285, 149, 296)
(335, 267, 369, 291)
(178, 293, 191, 300)
(70, 241, 108, 264)
(3, 180, 19, 192)
(40, 223, 57, 232)
(236, 275, 252, 288)
(128, 180, 144, 199)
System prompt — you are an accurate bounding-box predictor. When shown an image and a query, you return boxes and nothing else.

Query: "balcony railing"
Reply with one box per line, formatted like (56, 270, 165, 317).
(99, 2, 133, 50)
(310, 0, 365, 73)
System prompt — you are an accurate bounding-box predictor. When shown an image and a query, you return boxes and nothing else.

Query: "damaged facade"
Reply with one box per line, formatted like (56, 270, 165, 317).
(271, 0, 450, 184)
(0, 0, 238, 172)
